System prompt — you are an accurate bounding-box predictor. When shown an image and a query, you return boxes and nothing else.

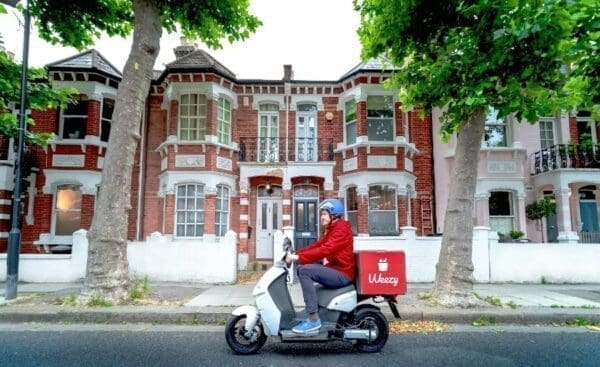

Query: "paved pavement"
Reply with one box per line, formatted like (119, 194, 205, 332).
(1, 281, 599, 325)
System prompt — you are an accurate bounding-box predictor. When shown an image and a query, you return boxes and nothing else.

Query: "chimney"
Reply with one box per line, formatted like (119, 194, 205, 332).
(282, 64, 294, 81)
(174, 36, 198, 59)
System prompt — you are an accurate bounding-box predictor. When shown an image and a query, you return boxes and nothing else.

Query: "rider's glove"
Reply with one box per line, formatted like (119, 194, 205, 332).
(285, 253, 299, 264)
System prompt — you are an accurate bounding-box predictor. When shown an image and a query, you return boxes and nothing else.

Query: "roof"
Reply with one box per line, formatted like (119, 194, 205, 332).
(165, 49, 237, 80)
(46, 49, 122, 79)
(339, 56, 399, 80)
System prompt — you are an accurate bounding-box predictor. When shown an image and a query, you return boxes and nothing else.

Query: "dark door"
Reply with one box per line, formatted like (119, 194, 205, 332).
(294, 199, 318, 250)
(546, 214, 558, 243)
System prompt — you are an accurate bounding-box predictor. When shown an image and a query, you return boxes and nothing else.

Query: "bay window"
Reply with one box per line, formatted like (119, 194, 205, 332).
(179, 93, 207, 141)
(368, 184, 398, 236)
(53, 184, 82, 236)
(489, 191, 515, 235)
(101, 98, 114, 142)
(175, 183, 205, 237)
(60, 98, 87, 139)
(484, 107, 508, 147)
(345, 100, 357, 145)
(217, 97, 231, 144)
(367, 96, 394, 141)
(215, 185, 230, 237)
(346, 187, 358, 235)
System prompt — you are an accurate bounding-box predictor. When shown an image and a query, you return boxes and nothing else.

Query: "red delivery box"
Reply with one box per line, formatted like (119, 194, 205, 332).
(356, 251, 407, 296)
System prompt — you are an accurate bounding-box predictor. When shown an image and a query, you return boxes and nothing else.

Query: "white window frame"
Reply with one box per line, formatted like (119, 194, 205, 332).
(367, 184, 398, 236)
(258, 103, 280, 163)
(488, 191, 516, 234)
(538, 118, 555, 150)
(483, 107, 509, 148)
(174, 183, 205, 238)
(344, 99, 357, 145)
(576, 113, 597, 143)
(366, 95, 395, 142)
(217, 97, 232, 145)
(178, 93, 207, 141)
(59, 98, 87, 140)
(100, 97, 114, 143)
(51, 184, 82, 237)
(215, 185, 230, 237)
(296, 103, 318, 162)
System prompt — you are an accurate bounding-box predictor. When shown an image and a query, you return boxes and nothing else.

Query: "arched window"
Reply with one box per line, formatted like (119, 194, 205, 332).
(175, 183, 205, 237)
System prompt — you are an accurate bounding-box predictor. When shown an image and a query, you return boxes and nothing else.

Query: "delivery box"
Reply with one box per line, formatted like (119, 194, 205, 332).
(356, 251, 407, 296)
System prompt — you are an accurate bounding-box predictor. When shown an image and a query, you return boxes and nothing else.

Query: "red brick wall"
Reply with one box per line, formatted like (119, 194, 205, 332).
(87, 99, 100, 136)
(409, 110, 435, 235)
(569, 115, 578, 143)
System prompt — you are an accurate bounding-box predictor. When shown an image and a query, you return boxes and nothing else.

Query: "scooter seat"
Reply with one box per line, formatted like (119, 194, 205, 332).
(316, 283, 356, 307)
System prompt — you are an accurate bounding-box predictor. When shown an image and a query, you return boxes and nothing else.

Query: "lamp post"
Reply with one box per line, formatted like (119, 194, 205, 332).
(3, 0, 30, 300)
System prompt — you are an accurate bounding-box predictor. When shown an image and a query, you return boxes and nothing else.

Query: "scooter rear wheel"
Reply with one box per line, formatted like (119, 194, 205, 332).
(225, 314, 268, 354)
(353, 309, 389, 353)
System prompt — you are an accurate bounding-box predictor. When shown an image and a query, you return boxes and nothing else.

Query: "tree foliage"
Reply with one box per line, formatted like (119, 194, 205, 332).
(28, 0, 261, 51)
(526, 198, 556, 221)
(355, 0, 596, 138)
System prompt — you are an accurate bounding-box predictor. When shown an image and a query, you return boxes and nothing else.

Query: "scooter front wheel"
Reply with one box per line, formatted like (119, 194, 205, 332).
(353, 309, 389, 353)
(225, 314, 268, 354)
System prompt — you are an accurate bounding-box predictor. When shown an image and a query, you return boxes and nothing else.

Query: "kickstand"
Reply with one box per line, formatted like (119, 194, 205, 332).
(387, 297, 401, 319)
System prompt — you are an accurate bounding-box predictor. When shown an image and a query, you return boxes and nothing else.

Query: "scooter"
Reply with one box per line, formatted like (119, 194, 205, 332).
(225, 238, 401, 354)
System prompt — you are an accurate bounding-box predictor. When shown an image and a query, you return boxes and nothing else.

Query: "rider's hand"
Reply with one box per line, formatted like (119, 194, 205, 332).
(285, 253, 299, 264)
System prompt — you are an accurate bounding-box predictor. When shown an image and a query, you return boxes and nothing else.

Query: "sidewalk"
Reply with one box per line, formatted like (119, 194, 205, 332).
(1, 281, 599, 326)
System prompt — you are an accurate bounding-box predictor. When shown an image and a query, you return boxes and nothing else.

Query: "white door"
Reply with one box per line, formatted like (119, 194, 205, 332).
(296, 104, 317, 162)
(256, 199, 282, 259)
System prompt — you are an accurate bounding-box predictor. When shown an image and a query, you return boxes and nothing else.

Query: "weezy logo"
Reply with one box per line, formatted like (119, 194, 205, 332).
(368, 258, 399, 287)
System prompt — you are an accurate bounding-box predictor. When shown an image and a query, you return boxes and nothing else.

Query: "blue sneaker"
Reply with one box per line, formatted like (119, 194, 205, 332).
(292, 318, 321, 334)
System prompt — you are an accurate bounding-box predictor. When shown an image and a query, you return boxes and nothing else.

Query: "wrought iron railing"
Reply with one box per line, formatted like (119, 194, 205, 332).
(579, 231, 600, 244)
(238, 137, 334, 163)
(531, 144, 600, 175)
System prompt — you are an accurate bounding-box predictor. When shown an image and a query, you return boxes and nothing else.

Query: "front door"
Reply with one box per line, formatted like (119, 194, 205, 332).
(580, 201, 599, 232)
(256, 199, 282, 259)
(546, 214, 558, 243)
(294, 199, 318, 251)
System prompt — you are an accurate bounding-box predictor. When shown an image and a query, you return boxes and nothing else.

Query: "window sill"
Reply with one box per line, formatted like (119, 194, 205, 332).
(48, 135, 108, 154)
(156, 135, 239, 158)
(334, 136, 418, 158)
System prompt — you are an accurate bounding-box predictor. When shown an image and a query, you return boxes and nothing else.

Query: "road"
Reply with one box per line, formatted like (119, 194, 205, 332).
(0, 324, 598, 367)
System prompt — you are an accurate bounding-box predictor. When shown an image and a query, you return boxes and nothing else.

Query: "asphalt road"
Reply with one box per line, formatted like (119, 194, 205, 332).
(0, 324, 598, 367)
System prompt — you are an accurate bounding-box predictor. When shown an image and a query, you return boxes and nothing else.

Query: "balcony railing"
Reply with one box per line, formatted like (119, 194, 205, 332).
(531, 144, 600, 175)
(239, 137, 334, 163)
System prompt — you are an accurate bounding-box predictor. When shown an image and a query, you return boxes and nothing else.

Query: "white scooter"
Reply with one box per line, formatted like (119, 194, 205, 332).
(225, 238, 400, 354)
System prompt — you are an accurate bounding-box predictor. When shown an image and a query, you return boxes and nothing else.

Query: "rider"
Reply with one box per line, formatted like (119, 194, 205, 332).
(285, 198, 355, 334)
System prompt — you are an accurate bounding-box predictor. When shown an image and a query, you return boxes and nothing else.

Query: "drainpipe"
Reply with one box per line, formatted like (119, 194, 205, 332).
(285, 82, 290, 162)
(136, 98, 149, 240)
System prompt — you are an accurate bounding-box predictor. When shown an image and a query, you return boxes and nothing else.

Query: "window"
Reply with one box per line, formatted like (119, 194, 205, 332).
(345, 100, 357, 144)
(215, 185, 230, 237)
(368, 184, 398, 236)
(367, 96, 394, 141)
(489, 191, 515, 234)
(101, 98, 114, 142)
(484, 107, 508, 147)
(175, 184, 205, 237)
(61, 98, 87, 139)
(179, 94, 207, 141)
(217, 97, 231, 144)
(346, 187, 358, 235)
(54, 184, 82, 236)
(539, 119, 554, 149)
(258, 103, 279, 162)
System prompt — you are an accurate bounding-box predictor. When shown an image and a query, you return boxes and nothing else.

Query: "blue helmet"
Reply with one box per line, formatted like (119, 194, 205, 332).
(319, 198, 345, 217)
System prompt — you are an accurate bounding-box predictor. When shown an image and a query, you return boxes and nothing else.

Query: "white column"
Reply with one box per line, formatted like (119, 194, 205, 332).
(517, 193, 527, 237)
(555, 188, 579, 244)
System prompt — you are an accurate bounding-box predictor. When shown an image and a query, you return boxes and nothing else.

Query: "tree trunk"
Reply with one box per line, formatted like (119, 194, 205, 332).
(431, 110, 486, 307)
(81, 0, 162, 302)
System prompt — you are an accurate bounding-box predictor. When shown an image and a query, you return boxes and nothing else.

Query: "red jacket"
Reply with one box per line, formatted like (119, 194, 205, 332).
(296, 219, 355, 281)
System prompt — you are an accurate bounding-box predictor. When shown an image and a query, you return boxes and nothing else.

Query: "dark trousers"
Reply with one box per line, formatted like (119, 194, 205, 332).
(296, 264, 352, 315)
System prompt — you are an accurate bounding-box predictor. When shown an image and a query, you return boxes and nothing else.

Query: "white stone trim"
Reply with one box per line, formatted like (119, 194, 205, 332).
(158, 171, 238, 197)
(251, 95, 285, 110)
(0, 199, 11, 205)
(476, 178, 526, 198)
(239, 162, 335, 194)
(240, 198, 249, 206)
(161, 82, 239, 110)
(289, 95, 324, 110)
(0, 214, 9, 220)
(42, 170, 102, 195)
(338, 171, 416, 194)
(240, 214, 249, 221)
(51, 81, 118, 101)
(52, 154, 85, 168)
(0, 232, 8, 238)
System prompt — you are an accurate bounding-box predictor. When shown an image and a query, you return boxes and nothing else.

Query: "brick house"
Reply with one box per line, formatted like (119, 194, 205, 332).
(0, 43, 435, 260)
